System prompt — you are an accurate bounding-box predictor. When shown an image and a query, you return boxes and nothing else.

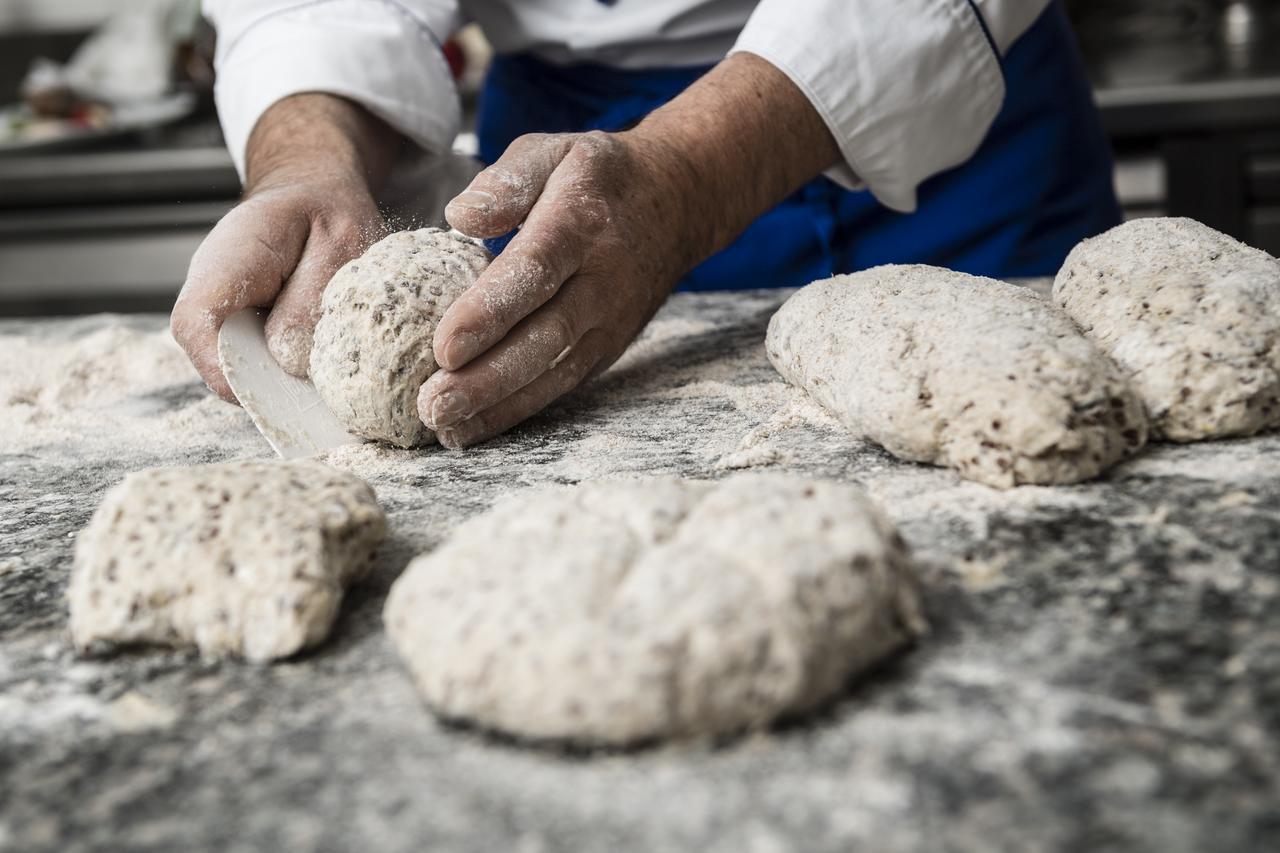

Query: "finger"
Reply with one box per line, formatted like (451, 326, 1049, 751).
(263, 215, 386, 376)
(417, 277, 595, 429)
(444, 133, 574, 238)
(434, 144, 613, 371)
(171, 203, 309, 401)
(432, 210, 585, 371)
(436, 328, 613, 450)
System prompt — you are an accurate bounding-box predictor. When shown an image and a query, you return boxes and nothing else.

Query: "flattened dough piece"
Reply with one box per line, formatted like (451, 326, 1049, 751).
(1053, 217, 1280, 441)
(384, 473, 926, 746)
(766, 265, 1149, 488)
(69, 460, 386, 662)
(310, 228, 491, 448)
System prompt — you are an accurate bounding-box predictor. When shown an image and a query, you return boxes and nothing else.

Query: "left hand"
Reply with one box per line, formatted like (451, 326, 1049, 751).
(419, 130, 701, 449)
(419, 53, 841, 448)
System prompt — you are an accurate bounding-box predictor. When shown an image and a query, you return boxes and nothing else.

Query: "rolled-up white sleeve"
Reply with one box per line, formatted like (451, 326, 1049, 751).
(204, 0, 462, 180)
(732, 0, 1052, 212)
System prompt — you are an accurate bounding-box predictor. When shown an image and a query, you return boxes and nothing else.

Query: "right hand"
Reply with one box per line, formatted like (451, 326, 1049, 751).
(170, 176, 387, 401)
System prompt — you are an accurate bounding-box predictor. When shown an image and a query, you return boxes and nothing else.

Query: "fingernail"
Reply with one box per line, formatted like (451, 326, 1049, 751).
(436, 426, 465, 451)
(449, 190, 495, 211)
(437, 415, 486, 450)
(429, 389, 470, 428)
(443, 331, 480, 368)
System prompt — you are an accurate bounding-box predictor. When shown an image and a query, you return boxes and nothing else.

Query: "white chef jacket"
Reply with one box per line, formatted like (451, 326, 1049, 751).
(205, 0, 1053, 212)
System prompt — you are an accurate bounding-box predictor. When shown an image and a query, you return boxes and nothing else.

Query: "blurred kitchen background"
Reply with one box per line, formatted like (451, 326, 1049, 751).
(0, 0, 1278, 315)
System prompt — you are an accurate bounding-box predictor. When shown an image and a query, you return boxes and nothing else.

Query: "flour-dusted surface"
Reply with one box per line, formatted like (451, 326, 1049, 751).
(767, 266, 1149, 488)
(385, 474, 925, 746)
(1054, 217, 1280, 441)
(309, 228, 490, 448)
(68, 460, 386, 662)
(3, 291, 1280, 852)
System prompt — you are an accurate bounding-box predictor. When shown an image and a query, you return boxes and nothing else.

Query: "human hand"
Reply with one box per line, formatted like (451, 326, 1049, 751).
(170, 94, 399, 401)
(419, 130, 701, 448)
(419, 53, 840, 449)
(171, 179, 386, 400)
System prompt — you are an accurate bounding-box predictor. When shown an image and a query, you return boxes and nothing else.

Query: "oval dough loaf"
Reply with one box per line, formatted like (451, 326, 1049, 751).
(383, 473, 926, 746)
(68, 460, 386, 662)
(766, 265, 1149, 488)
(310, 228, 491, 448)
(1053, 217, 1280, 441)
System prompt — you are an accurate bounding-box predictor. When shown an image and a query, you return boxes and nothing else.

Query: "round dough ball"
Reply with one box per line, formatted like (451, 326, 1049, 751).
(310, 228, 491, 448)
(383, 473, 927, 746)
(1053, 217, 1280, 441)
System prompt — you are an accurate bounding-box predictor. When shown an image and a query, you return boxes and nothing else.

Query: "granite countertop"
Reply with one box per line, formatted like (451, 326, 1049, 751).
(2, 288, 1278, 852)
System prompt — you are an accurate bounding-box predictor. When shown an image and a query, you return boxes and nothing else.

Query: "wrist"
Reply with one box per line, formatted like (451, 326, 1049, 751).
(245, 164, 372, 204)
(243, 93, 402, 198)
(622, 53, 840, 264)
(616, 128, 721, 276)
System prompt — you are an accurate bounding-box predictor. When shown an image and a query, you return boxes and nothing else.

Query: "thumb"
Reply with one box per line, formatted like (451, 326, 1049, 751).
(171, 200, 309, 401)
(445, 133, 575, 238)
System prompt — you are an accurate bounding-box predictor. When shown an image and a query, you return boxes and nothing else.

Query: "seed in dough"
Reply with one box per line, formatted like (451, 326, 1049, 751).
(309, 228, 491, 448)
(383, 473, 926, 746)
(1053, 217, 1280, 441)
(68, 460, 386, 662)
(766, 265, 1149, 488)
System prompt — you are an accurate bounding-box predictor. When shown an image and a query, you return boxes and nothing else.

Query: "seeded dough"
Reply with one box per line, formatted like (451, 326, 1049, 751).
(1053, 218, 1280, 441)
(766, 265, 1149, 488)
(309, 228, 491, 448)
(384, 473, 926, 746)
(68, 460, 386, 662)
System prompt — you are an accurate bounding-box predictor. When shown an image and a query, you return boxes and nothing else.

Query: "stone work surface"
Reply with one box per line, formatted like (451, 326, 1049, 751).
(2, 287, 1279, 852)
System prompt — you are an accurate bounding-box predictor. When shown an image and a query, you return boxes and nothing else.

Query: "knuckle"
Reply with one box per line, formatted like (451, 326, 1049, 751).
(548, 310, 577, 353)
(503, 132, 565, 167)
(570, 132, 623, 175)
(473, 164, 538, 214)
(574, 194, 612, 234)
(512, 132, 550, 150)
(321, 211, 359, 237)
(485, 167, 529, 197)
(574, 130, 616, 154)
(558, 135, 620, 231)
(315, 210, 376, 250)
(516, 132, 578, 154)
(169, 302, 199, 348)
(168, 311, 189, 347)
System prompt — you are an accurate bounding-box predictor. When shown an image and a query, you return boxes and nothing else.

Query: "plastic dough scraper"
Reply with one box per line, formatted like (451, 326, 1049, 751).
(218, 308, 363, 459)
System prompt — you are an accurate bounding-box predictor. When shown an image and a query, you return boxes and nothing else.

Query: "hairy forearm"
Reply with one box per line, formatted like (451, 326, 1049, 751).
(623, 52, 841, 267)
(243, 93, 403, 195)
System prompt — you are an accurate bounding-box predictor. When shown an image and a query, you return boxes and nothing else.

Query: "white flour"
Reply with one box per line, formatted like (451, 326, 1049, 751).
(5, 304, 1277, 568)
(0, 321, 242, 457)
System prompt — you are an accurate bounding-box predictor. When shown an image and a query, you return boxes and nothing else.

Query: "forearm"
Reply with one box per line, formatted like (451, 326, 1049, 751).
(243, 93, 404, 196)
(622, 52, 841, 268)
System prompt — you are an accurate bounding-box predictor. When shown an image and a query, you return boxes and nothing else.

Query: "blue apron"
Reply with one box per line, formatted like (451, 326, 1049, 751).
(475, 1, 1121, 289)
